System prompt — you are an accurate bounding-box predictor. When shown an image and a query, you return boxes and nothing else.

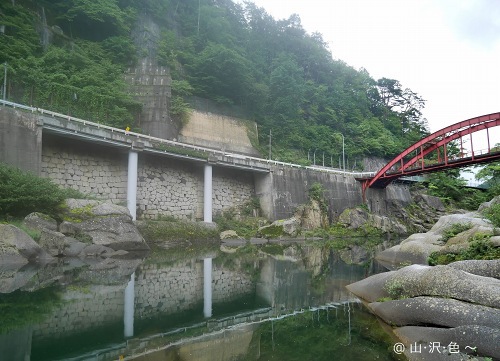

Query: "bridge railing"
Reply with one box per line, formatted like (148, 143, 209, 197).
(1, 99, 376, 177)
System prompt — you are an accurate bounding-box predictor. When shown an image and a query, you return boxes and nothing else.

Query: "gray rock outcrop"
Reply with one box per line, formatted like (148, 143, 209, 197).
(0, 224, 53, 265)
(394, 325, 500, 361)
(60, 199, 149, 251)
(376, 211, 496, 266)
(347, 261, 500, 361)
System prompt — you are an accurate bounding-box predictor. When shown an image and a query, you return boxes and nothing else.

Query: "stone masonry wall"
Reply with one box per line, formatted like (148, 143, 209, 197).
(31, 259, 255, 340)
(41, 138, 256, 220)
(41, 136, 128, 201)
(32, 285, 125, 340)
(136, 155, 202, 220)
(135, 260, 255, 320)
(213, 168, 255, 216)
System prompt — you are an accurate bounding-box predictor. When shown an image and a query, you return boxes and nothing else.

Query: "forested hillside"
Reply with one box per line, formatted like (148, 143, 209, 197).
(0, 0, 429, 166)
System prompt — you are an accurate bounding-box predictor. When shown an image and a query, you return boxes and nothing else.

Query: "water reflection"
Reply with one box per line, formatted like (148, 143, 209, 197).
(203, 258, 213, 318)
(124, 272, 135, 338)
(0, 245, 393, 361)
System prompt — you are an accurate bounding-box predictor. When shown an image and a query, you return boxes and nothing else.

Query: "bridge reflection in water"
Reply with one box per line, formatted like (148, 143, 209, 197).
(0, 245, 392, 361)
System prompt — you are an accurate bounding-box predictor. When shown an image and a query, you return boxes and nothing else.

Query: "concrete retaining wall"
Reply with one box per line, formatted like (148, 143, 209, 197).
(267, 165, 412, 221)
(0, 107, 41, 174)
(179, 110, 259, 156)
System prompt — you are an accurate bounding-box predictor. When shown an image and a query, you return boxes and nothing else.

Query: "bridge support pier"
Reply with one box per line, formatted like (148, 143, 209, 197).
(204, 164, 213, 223)
(127, 150, 138, 220)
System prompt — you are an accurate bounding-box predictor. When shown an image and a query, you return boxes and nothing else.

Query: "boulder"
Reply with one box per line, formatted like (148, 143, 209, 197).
(61, 199, 149, 251)
(347, 264, 500, 308)
(441, 225, 494, 254)
(376, 233, 442, 265)
(477, 195, 500, 212)
(429, 213, 492, 236)
(338, 207, 369, 229)
(394, 325, 500, 360)
(258, 217, 300, 238)
(63, 238, 87, 257)
(0, 224, 53, 265)
(220, 230, 240, 240)
(23, 212, 57, 232)
(448, 259, 500, 279)
(38, 229, 66, 256)
(369, 296, 499, 328)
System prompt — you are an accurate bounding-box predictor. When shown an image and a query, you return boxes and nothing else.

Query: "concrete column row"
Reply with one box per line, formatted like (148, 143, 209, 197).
(126, 150, 213, 223)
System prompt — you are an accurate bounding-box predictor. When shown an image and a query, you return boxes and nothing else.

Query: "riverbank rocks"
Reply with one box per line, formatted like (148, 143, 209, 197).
(220, 230, 241, 240)
(0, 224, 53, 265)
(376, 210, 496, 266)
(60, 199, 149, 251)
(338, 207, 408, 235)
(346, 261, 500, 360)
(258, 217, 300, 238)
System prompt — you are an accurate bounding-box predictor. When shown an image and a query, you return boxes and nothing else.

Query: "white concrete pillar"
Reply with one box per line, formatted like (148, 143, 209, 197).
(203, 258, 213, 318)
(124, 272, 135, 338)
(127, 151, 138, 220)
(203, 164, 213, 223)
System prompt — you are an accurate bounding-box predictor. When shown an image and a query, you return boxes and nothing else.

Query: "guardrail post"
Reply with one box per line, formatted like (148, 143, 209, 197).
(204, 163, 213, 223)
(127, 150, 138, 220)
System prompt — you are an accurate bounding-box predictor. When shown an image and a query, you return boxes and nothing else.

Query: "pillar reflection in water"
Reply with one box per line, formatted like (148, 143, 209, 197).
(124, 272, 135, 338)
(203, 258, 213, 318)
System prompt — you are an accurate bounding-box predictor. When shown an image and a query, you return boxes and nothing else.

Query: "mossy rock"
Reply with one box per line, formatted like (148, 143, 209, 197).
(258, 224, 284, 239)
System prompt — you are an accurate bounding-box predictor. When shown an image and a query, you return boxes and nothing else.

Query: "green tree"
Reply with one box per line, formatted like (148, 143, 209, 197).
(476, 161, 500, 196)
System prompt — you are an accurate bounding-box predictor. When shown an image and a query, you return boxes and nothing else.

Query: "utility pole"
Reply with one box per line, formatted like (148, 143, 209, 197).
(338, 132, 345, 172)
(2, 62, 6, 101)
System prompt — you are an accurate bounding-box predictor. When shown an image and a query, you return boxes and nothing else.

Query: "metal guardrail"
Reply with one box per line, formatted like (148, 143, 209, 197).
(0, 99, 376, 177)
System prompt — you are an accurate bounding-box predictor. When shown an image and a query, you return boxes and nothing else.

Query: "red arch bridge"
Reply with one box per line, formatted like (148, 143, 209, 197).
(357, 112, 500, 198)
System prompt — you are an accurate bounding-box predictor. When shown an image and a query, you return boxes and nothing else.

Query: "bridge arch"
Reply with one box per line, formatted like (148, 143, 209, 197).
(359, 112, 500, 194)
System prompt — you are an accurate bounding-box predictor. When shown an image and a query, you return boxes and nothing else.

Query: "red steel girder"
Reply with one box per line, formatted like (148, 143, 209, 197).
(390, 119, 500, 174)
(361, 112, 500, 193)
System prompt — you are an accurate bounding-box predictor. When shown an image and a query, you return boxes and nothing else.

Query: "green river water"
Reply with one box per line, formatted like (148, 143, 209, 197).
(0, 243, 404, 361)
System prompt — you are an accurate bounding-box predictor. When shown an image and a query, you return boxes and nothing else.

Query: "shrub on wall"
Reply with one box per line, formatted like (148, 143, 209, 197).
(0, 162, 71, 218)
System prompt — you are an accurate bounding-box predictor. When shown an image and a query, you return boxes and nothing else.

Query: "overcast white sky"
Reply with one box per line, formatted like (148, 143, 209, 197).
(243, 0, 500, 152)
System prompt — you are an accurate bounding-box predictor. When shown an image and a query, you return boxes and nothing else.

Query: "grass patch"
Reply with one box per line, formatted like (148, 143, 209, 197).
(138, 219, 219, 244)
(1, 219, 41, 241)
(428, 234, 500, 265)
(214, 213, 265, 239)
(439, 223, 473, 242)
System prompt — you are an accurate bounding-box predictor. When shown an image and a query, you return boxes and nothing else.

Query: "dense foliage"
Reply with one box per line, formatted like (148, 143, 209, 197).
(0, 0, 429, 164)
(0, 162, 77, 218)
